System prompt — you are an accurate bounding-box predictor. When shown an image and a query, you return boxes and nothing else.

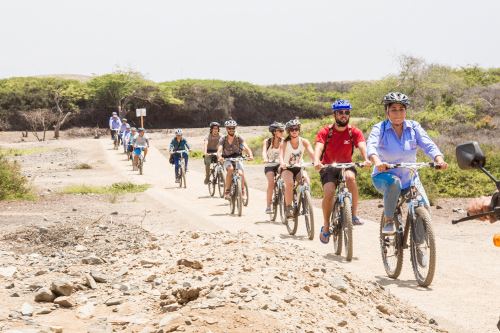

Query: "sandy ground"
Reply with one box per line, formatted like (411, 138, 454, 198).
(1, 130, 499, 333)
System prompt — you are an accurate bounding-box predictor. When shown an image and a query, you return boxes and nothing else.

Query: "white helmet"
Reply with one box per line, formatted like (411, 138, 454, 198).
(174, 128, 183, 136)
(224, 119, 238, 127)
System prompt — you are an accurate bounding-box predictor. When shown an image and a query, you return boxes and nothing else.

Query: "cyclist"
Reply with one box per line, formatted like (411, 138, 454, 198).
(203, 122, 221, 185)
(132, 128, 149, 169)
(118, 118, 128, 145)
(169, 129, 190, 183)
(366, 92, 447, 266)
(125, 127, 137, 158)
(314, 99, 371, 243)
(109, 112, 122, 142)
(121, 124, 131, 151)
(217, 119, 254, 200)
(279, 118, 315, 218)
(263, 121, 285, 214)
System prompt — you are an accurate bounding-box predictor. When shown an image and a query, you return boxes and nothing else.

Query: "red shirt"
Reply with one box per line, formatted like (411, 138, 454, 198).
(315, 125, 365, 163)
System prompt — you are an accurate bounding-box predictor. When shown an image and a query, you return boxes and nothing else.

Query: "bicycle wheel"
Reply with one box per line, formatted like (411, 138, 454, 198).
(410, 206, 436, 287)
(270, 186, 279, 222)
(235, 180, 243, 216)
(217, 171, 225, 198)
(229, 184, 236, 214)
(302, 191, 315, 240)
(278, 187, 286, 224)
(379, 211, 404, 279)
(139, 159, 143, 175)
(331, 201, 343, 255)
(182, 168, 187, 188)
(208, 170, 216, 196)
(178, 168, 183, 188)
(286, 193, 298, 235)
(342, 196, 353, 261)
(243, 181, 249, 207)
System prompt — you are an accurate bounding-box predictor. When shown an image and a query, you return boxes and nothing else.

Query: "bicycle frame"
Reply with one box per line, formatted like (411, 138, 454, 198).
(389, 162, 435, 248)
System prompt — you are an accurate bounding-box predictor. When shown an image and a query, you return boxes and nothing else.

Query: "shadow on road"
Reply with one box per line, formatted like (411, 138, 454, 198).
(374, 275, 433, 291)
(323, 253, 360, 263)
(279, 234, 309, 241)
(255, 220, 283, 226)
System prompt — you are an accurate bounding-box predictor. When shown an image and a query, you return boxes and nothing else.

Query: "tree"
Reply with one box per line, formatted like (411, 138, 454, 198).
(21, 109, 55, 141)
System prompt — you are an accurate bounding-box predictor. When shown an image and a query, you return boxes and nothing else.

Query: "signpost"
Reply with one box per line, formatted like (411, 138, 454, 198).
(136, 108, 146, 128)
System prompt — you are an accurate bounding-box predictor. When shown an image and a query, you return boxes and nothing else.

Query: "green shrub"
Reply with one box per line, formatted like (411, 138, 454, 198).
(0, 155, 33, 200)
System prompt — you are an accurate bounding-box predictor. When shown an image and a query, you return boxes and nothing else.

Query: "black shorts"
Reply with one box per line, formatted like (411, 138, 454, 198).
(320, 166, 357, 186)
(264, 165, 279, 175)
(282, 167, 301, 180)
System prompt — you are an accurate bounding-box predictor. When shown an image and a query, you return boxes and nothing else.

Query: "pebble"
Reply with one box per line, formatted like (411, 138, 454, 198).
(82, 255, 104, 265)
(0, 266, 17, 278)
(35, 287, 56, 302)
(105, 298, 123, 306)
(90, 270, 108, 283)
(54, 296, 75, 308)
(21, 302, 34, 316)
(84, 273, 98, 289)
(51, 280, 74, 296)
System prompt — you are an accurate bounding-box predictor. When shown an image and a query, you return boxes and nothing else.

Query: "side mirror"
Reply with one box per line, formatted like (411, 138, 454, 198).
(456, 141, 486, 170)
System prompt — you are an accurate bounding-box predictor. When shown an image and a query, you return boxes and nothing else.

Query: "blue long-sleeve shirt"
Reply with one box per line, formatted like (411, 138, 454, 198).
(366, 119, 443, 188)
(109, 117, 122, 130)
(170, 138, 190, 152)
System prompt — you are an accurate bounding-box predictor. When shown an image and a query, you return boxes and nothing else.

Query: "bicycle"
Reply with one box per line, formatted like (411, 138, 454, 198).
(172, 150, 188, 188)
(134, 146, 146, 175)
(207, 154, 225, 197)
(323, 162, 364, 262)
(111, 130, 119, 150)
(379, 162, 439, 287)
(283, 163, 315, 240)
(225, 157, 247, 217)
(268, 171, 285, 223)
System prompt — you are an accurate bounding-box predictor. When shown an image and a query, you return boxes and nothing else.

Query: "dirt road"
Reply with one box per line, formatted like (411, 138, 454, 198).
(1, 132, 499, 332)
(102, 135, 500, 333)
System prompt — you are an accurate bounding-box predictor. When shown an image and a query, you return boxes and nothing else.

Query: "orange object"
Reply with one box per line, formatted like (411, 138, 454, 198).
(494, 234, 500, 247)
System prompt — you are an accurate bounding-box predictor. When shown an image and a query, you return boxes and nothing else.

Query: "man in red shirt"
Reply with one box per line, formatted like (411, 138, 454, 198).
(314, 100, 371, 243)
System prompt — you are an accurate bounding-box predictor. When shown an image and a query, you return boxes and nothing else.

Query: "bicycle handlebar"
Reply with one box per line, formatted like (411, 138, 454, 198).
(225, 157, 248, 162)
(282, 162, 314, 169)
(386, 162, 439, 169)
(322, 162, 365, 169)
(172, 150, 189, 154)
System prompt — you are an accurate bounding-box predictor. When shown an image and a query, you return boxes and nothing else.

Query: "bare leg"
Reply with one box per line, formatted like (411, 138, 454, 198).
(282, 170, 294, 206)
(322, 182, 336, 230)
(265, 172, 275, 208)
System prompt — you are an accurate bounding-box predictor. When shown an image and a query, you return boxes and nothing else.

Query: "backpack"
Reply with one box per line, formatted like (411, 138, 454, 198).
(320, 125, 354, 162)
(169, 139, 181, 164)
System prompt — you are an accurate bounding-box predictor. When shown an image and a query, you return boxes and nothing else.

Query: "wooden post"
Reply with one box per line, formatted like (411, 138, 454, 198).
(141, 116, 144, 128)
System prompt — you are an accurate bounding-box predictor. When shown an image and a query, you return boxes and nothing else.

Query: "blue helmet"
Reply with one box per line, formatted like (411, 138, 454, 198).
(331, 99, 352, 111)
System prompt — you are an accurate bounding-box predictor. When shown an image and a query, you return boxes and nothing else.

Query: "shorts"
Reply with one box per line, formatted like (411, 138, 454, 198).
(223, 160, 244, 171)
(133, 147, 144, 155)
(127, 145, 133, 153)
(320, 166, 357, 186)
(264, 164, 279, 175)
(282, 167, 302, 180)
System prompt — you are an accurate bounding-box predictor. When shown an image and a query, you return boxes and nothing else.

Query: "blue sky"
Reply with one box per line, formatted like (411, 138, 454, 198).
(1, 0, 499, 84)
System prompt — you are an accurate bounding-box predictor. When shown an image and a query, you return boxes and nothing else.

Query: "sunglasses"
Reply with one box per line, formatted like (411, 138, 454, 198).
(227, 127, 236, 130)
(336, 110, 351, 116)
(289, 127, 300, 132)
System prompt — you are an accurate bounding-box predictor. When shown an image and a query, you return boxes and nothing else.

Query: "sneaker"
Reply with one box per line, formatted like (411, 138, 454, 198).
(175, 178, 180, 183)
(285, 205, 294, 218)
(352, 216, 364, 226)
(416, 246, 428, 267)
(265, 207, 273, 214)
(382, 221, 396, 235)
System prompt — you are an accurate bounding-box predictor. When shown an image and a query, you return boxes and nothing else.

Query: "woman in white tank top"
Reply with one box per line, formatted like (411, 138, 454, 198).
(279, 118, 315, 219)
(262, 122, 285, 214)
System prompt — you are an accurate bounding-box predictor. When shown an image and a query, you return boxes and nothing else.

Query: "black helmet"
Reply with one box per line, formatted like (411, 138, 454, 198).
(209, 121, 220, 128)
(383, 92, 410, 107)
(268, 121, 285, 133)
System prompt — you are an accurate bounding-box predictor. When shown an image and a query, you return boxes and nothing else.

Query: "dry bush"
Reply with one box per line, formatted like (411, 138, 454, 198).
(65, 127, 107, 138)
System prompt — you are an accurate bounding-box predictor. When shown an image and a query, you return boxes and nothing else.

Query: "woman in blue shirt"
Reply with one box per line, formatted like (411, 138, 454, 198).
(170, 129, 191, 183)
(366, 92, 448, 237)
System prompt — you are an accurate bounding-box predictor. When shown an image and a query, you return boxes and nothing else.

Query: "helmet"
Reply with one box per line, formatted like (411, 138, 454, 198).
(285, 118, 301, 130)
(268, 121, 285, 133)
(383, 92, 410, 107)
(112, 112, 117, 116)
(209, 121, 220, 128)
(174, 128, 183, 135)
(131, 127, 137, 131)
(122, 118, 127, 122)
(224, 119, 238, 127)
(138, 127, 145, 132)
(125, 124, 130, 129)
(332, 99, 352, 111)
